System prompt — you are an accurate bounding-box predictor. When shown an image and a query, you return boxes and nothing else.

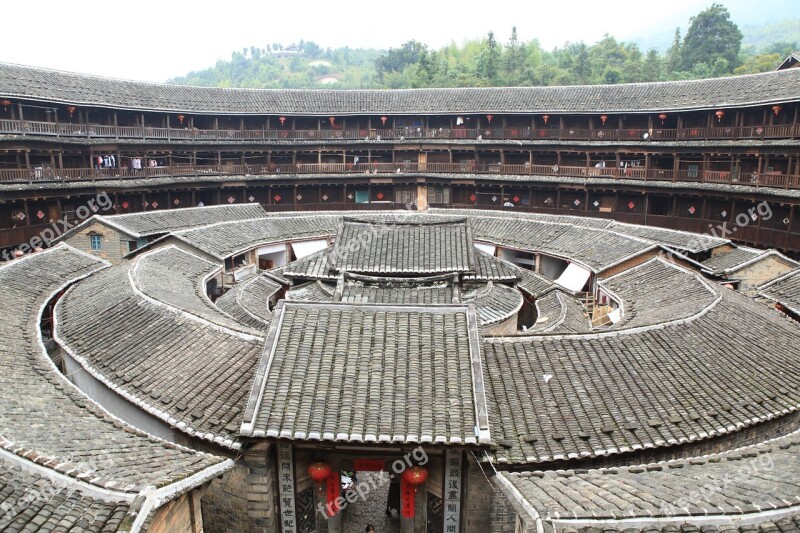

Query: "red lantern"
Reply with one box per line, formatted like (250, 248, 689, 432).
(600, 114, 608, 126)
(66, 106, 77, 117)
(486, 114, 493, 124)
(177, 114, 185, 125)
(278, 116, 286, 126)
(0, 99, 10, 112)
(658, 113, 667, 125)
(380, 115, 388, 125)
(715, 110, 725, 122)
(772, 105, 782, 117)
(542, 115, 549, 125)
(329, 116, 336, 127)
(402, 466, 428, 487)
(308, 461, 332, 484)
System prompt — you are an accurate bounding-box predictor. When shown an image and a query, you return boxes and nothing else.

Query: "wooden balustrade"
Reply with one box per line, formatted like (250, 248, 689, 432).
(0, 118, 798, 142)
(1, 161, 798, 189)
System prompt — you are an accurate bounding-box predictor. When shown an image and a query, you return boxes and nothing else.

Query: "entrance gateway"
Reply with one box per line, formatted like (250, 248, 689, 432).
(240, 219, 492, 532)
(275, 443, 464, 533)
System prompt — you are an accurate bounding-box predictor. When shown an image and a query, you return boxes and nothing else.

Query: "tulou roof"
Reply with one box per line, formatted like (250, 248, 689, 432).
(1, 62, 799, 115)
(330, 217, 476, 275)
(56, 203, 268, 242)
(54, 251, 265, 449)
(0, 245, 232, 531)
(241, 301, 490, 445)
(483, 264, 800, 465)
(760, 268, 800, 315)
(495, 431, 800, 532)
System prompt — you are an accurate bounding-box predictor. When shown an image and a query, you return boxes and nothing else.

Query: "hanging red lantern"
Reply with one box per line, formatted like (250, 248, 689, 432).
(715, 110, 725, 122)
(0, 99, 10, 112)
(329, 116, 336, 126)
(66, 106, 77, 117)
(772, 105, 782, 117)
(486, 114, 493, 124)
(278, 116, 286, 126)
(542, 115, 549, 125)
(600, 114, 608, 126)
(177, 114, 185, 125)
(658, 113, 667, 125)
(401, 466, 429, 488)
(308, 461, 332, 484)
(380, 115, 388, 125)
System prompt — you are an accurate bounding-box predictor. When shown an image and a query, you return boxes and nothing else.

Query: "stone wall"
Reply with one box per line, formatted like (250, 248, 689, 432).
(203, 442, 278, 533)
(463, 453, 518, 533)
(734, 255, 797, 296)
(62, 220, 129, 264)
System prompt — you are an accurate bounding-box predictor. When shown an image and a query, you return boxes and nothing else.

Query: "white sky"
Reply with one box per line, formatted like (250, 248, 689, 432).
(0, 0, 790, 83)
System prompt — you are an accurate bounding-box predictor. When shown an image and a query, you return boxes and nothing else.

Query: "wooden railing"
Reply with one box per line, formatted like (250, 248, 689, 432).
(2, 162, 798, 189)
(0, 118, 798, 142)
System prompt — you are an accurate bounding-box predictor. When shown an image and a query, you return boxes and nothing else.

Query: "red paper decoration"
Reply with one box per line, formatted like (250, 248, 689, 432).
(402, 466, 429, 487)
(628, 201, 636, 209)
(380, 116, 388, 125)
(512, 195, 520, 203)
(376, 192, 384, 200)
(325, 471, 340, 517)
(469, 193, 477, 202)
(274, 194, 282, 203)
(121, 201, 129, 209)
(400, 476, 415, 518)
(307, 462, 332, 483)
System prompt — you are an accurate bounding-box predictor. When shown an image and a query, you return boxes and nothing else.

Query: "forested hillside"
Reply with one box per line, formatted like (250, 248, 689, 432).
(169, 4, 798, 89)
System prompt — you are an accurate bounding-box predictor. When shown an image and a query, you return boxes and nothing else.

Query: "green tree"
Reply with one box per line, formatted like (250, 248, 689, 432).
(642, 49, 662, 81)
(733, 53, 782, 74)
(476, 31, 501, 84)
(679, 3, 743, 72)
(666, 28, 682, 75)
(503, 27, 525, 85)
(376, 40, 428, 81)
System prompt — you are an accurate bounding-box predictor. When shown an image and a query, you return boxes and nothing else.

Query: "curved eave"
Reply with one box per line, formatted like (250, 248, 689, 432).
(1, 62, 799, 116)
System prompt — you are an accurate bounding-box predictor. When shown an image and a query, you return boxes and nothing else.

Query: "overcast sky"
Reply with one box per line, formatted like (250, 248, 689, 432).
(1, 0, 792, 83)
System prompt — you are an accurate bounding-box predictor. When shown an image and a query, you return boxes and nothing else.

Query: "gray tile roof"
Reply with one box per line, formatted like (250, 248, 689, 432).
(528, 290, 591, 333)
(516, 268, 558, 299)
(599, 258, 718, 329)
(330, 218, 476, 275)
(496, 431, 800, 527)
(241, 302, 490, 445)
(701, 246, 764, 274)
(607, 221, 729, 254)
(0, 458, 133, 532)
(760, 268, 800, 315)
(483, 287, 800, 464)
(468, 215, 656, 273)
(133, 245, 262, 334)
(171, 215, 337, 260)
(462, 282, 524, 326)
(215, 274, 282, 328)
(0, 245, 230, 517)
(2, 62, 798, 114)
(54, 262, 265, 449)
(339, 278, 456, 304)
(57, 203, 268, 243)
(282, 248, 337, 280)
(463, 249, 523, 282)
(285, 280, 336, 301)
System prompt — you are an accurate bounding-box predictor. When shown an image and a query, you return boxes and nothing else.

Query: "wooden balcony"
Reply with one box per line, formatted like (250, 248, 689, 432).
(0, 118, 798, 143)
(1, 163, 798, 190)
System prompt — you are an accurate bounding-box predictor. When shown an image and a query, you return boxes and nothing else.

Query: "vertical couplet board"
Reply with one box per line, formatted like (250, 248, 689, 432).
(326, 471, 340, 517)
(400, 476, 416, 518)
(277, 443, 298, 533)
(443, 450, 462, 533)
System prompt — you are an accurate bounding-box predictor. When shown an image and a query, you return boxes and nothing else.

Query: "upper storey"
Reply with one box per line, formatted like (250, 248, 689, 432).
(1, 62, 799, 115)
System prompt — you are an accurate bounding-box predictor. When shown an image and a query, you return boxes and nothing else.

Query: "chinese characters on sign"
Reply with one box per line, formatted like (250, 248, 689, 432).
(443, 450, 462, 533)
(401, 476, 416, 518)
(277, 443, 297, 533)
